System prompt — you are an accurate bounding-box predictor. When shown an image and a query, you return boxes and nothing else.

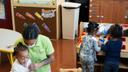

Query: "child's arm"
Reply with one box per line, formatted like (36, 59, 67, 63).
(101, 41, 110, 52)
(94, 41, 101, 52)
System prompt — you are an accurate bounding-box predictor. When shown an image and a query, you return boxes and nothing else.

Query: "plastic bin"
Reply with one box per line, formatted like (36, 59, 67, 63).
(62, 2, 81, 39)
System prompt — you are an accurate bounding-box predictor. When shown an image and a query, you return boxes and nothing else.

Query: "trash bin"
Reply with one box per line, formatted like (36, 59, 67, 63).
(62, 2, 81, 39)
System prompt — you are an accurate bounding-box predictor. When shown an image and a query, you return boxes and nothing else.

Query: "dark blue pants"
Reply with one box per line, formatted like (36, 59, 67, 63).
(103, 61, 119, 72)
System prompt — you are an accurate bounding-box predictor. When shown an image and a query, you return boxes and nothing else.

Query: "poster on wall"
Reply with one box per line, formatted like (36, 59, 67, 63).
(41, 9, 55, 18)
(0, 0, 6, 19)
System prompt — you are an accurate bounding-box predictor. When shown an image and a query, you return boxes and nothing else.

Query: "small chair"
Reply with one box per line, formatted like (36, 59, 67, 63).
(0, 28, 22, 65)
(60, 68, 82, 72)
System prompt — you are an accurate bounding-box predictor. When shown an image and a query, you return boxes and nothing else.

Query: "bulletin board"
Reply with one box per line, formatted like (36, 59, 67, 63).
(13, 6, 56, 39)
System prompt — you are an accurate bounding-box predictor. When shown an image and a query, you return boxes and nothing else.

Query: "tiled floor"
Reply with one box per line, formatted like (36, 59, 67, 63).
(0, 39, 76, 72)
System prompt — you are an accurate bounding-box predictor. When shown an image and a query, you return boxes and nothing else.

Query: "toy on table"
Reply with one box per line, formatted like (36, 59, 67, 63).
(99, 36, 105, 44)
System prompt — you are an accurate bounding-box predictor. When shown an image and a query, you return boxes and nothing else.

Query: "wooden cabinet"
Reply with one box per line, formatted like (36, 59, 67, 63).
(89, 0, 128, 23)
(89, 0, 100, 22)
(120, 1, 128, 23)
(100, 0, 113, 23)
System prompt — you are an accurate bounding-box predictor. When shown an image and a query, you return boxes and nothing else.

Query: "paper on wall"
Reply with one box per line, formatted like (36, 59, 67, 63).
(41, 9, 55, 18)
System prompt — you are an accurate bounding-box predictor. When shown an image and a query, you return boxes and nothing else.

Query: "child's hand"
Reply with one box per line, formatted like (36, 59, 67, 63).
(29, 63, 42, 71)
(98, 41, 103, 47)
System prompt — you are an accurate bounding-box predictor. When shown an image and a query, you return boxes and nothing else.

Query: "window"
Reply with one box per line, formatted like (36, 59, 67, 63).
(0, 0, 6, 19)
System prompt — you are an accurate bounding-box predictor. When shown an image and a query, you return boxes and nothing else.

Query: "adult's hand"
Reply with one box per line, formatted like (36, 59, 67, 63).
(29, 63, 42, 71)
(29, 53, 54, 71)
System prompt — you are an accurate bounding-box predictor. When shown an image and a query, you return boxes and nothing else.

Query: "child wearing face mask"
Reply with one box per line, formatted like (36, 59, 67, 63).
(10, 43, 32, 72)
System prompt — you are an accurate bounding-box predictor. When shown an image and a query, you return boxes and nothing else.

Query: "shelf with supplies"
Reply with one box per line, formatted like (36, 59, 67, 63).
(11, 0, 64, 39)
(12, 3, 56, 8)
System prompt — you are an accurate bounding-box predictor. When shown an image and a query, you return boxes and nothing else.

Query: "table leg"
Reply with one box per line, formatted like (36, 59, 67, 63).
(7, 53, 14, 65)
(10, 53, 14, 65)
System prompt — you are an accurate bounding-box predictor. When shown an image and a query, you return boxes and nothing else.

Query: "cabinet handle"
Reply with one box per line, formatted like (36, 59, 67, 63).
(89, 16, 92, 18)
(89, 10, 92, 12)
(90, 0, 93, 2)
(97, 16, 100, 18)
(90, 4, 93, 7)
(124, 16, 128, 19)
(101, 16, 104, 18)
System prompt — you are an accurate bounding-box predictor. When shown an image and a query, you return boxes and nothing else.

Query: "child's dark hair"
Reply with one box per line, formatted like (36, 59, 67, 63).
(86, 21, 99, 33)
(23, 23, 40, 40)
(13, 43, 28, 56)
(109, 24, 122, 38)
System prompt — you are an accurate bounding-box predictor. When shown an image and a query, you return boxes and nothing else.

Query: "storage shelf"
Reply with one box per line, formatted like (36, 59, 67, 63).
(13, 3, 56, 8)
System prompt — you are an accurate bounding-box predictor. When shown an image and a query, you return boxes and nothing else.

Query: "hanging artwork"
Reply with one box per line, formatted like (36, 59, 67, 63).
(25, 12, 35, 20)
(35, 12, 43, 21)
(41, 9, 55, 18)
(16, 12, 26, 19)
(42, 23, 51, 33)
(0, 0, 6, 19)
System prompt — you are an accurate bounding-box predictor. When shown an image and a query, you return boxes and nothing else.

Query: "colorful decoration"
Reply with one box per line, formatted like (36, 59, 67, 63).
(42, 23, 51, 33)
(41, 9, 55, 18)
(76, 32, 86, 48)
(25, 12, 35, 20)
(34, 12, 43, 21)
(32, 23, 41, 33)
(16, 12, 26, 19)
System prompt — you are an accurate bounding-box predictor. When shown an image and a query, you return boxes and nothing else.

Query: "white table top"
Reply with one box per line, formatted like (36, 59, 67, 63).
(0, 28, 22, 52)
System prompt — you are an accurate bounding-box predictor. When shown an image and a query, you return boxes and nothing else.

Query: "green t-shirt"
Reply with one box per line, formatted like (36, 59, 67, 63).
(15, 34, 54, 72)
